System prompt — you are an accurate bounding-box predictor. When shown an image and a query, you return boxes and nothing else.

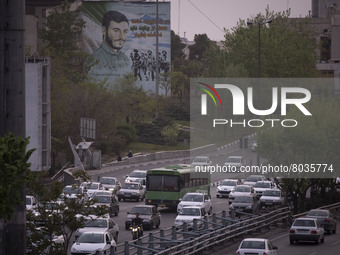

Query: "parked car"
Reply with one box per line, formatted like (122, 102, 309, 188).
(259, 188, 286, 207)
(125, 170, 147, 183)
(174, 206, 206, 229)
(228, 185, 256, 204)
(216, 179, 240, 198)
(191, 156, 212, 167)
(243, 175, 267, 187)
(75, 216, 119, 242)
(117, 182, 145, 202)
(224, 156, 245, 169)
(289, 217, 325, 244)
(91, 191, 119, 217)
(306, 209, 337, 234)
(229, 195, 261, 215)
(99, 177, 121, 194)
(125, 205, 161, 230)
(236, 238, 278, 255)
(254, 181, 275, 198)
(26, 195, 38, 211)
(71, 230, 116, 255)
(177, 192, 212, 215)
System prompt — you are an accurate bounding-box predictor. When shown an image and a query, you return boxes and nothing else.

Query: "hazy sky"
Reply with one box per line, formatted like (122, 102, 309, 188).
(166, 0, 312, 41)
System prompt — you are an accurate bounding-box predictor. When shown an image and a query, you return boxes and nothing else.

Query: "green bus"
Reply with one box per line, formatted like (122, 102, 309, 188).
(145, 164, 210, 208)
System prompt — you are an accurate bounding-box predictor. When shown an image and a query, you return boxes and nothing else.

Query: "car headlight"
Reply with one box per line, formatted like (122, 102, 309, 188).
(246, 206, 252, 209)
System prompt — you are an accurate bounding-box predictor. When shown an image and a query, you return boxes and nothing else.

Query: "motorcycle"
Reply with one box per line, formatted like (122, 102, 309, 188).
(130, 224, 143, 240)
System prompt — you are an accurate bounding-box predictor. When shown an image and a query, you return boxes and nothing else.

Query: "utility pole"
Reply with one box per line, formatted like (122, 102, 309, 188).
(0, 0, 26, 253)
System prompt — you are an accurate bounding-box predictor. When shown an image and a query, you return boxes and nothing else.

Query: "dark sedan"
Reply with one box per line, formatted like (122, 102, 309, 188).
(306, 209, 337, 234)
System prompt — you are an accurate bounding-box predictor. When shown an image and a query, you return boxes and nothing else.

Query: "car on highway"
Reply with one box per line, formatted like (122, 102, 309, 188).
(289, 217, 325, 244)
(216, 179, 240, 198)
(306, 209, 337, 234)
(229, 195, 261, 215)
(236, 238, 278, 255)
(71, 230, 116, 255)
(191, 156, 212, 167)
(85, 182, 104, 198)
(174, 206, 206, 229)
(117, 182, 145, 202)
(61, 185, 88, 203)
(254, 181, 275, 198)
(243, 175, 267, 187)
(75, 216, 119, 242)
(99, 177, 121, 194)
(125, 205, 161, 230)
(125, 170, 147, 183)
(224, 156, 245, 170)
(177, 192, 212, 215)
(259, 188, 286, 207)
(228, 185, 256, 204)
(90, 191, 119, 217)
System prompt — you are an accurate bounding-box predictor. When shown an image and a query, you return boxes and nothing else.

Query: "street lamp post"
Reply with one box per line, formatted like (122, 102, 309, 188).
(247, 19, 271, 166)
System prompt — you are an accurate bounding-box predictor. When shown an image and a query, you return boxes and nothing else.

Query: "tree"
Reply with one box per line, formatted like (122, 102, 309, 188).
(171, 30, 186, 70)
(223, 8, 318, 77)
(188, 34, 212, 61)
(39, 0, 85, 58)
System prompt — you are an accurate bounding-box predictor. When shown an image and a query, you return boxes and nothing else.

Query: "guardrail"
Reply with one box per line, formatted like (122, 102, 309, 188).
(112, 206, 290, 255)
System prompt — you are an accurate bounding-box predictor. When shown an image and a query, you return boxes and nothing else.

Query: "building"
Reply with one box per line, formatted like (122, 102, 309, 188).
(25, 58, 51, 171)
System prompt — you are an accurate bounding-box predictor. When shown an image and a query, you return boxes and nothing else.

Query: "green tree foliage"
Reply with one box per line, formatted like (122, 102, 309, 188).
(171, 30, 186, 70)
(223, 8, 318, 77)
(258, 97, 340, 213)
(161, 125, 179, 146)
(39, 0, 85, 57)
(0, 134, 34, 219)
(188, 34, 211, 61)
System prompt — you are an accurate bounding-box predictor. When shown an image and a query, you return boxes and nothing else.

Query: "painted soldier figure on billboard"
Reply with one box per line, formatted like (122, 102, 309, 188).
(84, 10, 132, 81)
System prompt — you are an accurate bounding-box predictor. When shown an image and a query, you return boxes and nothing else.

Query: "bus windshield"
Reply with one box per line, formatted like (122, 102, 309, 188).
(147, 175, 179, 192)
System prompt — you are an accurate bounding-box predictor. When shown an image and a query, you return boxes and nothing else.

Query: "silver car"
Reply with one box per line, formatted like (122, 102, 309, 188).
(289, 217, 325, 244)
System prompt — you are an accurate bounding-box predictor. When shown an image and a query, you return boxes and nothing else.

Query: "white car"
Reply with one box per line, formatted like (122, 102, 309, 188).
(224, 156, 245, 169)
(216, 179, 240, 198)
(125, 170, 147, 183)
(243, 175, 267, 187)
(259, 188, 285, 207)
(117, 182, 145, 202)
(85, 182, 103, 198)
(71, 231, 116, 255)
(75, 216, 119, 242)
(191, 156, 212, 166)
(254, 181, 274, 198)
(174, 206, 206, 229)
(26, 195, 38, 211)
(289, 217, 325, 244)
(228, 185, 256, 204)
(177, 192, 212, 215)
(62, 185, 88, 203)
(236, 238, 278, 255)
(99, 177, 121, 194)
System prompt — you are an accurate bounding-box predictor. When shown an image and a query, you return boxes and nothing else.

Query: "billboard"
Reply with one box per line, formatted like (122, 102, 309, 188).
(82, 1, 171, 93)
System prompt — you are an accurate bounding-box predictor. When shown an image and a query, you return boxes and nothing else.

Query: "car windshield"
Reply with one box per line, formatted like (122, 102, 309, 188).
(180, 208, 201, 216)
(241, 240, 265, 249)
(26, 197, 32, 205)
(63, 186, 81, 194)
(234, 196, 253, 203)
(100, 178, 115, 185)
(246, 176, 262, 182)
(293, 219, 316, 227)
(88, 183, 99, 189)
(130, 207, 152, 215)
(192, 157, 208, 163)
(84, 219, 107, 228)
(220, 180, 237, 186)
(93, 196, 111, 203)
(77, 233, 103, 243)
(122, 183, 139, 190)
(182, 194, 203, 202)
(234, 186, 250, 192)
(255, 182, 270, 188)
(263, 190, 280, 197)
(226, 157, 241, 163)
(130, 171, 147, 178)
(307, 210, 328, 217)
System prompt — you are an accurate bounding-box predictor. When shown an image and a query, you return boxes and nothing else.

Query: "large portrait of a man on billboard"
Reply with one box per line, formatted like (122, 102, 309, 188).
(82, 1, 171, 94)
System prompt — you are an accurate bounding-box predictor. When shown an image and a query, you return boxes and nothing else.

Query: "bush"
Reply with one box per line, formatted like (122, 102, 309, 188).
(161, 125, 179, 145)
